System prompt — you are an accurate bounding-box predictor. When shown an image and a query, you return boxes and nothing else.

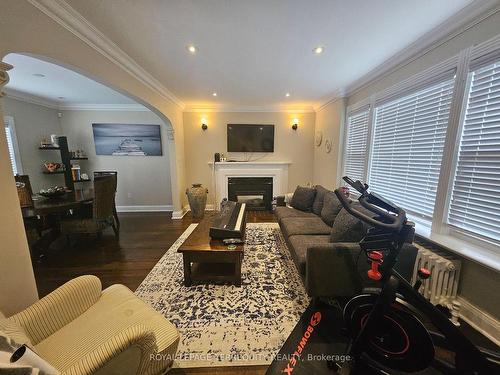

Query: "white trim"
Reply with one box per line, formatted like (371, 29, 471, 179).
(116, 205, 173, 212)
(345, 0, 500, 97)
(59, 103, 149, 111)
(5, 88, 149, 111)
(27, 0, 184, 109)
(184, 105, 315, 113)
(4, 88, 60, 109)
(314, 88, 346, 112)
(457, 296, 500, 347)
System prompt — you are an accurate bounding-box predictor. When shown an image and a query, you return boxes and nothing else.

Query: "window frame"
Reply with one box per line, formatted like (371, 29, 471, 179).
(4, 116, 23, 175)
(340, 33, 500, 270)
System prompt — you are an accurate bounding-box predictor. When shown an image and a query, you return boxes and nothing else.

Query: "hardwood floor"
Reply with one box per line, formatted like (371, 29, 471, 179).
(32, 210, 276, 375)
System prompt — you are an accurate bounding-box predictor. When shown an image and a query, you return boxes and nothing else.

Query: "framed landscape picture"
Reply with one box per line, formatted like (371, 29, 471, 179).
(92, 123, 162, 156)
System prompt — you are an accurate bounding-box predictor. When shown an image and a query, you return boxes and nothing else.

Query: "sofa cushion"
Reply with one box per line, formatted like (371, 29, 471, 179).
(330, 203, 370, 243)
(290, 186, 316, 212)
(288, 235, 331, 275)
(312, 185, 330, 215)
(280, 217, 332, 238)
(321, 192, 343, 226)
(274, 206, 317, 222)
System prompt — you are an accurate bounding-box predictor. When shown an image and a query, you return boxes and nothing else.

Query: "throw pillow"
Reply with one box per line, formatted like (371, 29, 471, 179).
(290, 186, 317, 212)
(330, 203, 370, 243)
(312, 185, 330, 215)
(320, 192, 343, 226)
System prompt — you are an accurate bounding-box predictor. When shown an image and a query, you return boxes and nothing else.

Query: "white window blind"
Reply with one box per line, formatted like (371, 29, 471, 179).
(344, 108, 370, 182)
(448, 60, 500, 242)
(369, 78, 455, 220)
(4, 119, 18, 175)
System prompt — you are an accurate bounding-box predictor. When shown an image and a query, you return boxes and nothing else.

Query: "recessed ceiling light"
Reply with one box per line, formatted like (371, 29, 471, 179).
(212, 92, 217, 97)
(285, 92, 290, 97)
(187, 45, 198, 54)
(313, 46, 324, 55)
(33, 73, 45, 78)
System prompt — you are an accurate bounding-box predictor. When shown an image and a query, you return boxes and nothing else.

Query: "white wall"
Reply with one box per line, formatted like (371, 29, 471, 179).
(60, 109, 173, 209)
(183, 111, 316, 205)
(313, 98, 346, 190)
(3, 97, 63, 191)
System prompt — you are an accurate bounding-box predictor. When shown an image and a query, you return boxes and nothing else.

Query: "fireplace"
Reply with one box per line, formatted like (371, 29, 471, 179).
(228, 177, 273, 211)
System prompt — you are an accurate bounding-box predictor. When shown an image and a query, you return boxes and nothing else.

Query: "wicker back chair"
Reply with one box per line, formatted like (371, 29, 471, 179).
(61, 176, 118, 239)
(15, 175, 34, 208)
(94, 171, 119, 229)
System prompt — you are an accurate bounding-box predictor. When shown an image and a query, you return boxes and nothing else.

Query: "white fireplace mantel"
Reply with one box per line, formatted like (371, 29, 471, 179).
(208, 161, 290, 204)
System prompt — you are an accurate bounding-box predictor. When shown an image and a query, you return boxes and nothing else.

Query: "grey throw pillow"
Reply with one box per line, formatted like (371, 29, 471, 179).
(330, 203, 370, 243)
(290, 186, 316, 212)
(312, 185, 330, 215)
(320, 192, 343, 226)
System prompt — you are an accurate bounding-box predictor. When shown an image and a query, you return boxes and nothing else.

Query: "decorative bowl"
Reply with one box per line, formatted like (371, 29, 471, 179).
(44, 162, 62, 173)
(39, 186, 67, 199)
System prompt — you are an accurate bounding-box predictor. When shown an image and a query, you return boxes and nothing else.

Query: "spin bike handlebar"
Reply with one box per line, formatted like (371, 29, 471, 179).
(334, 176, 407, 232)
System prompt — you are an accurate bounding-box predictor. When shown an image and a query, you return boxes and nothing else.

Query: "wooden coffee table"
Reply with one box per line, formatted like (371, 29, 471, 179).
(178, 212, 244, 286)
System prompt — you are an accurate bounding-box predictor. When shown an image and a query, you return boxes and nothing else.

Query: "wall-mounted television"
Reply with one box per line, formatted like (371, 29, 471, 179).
(227, 124, 274, 152)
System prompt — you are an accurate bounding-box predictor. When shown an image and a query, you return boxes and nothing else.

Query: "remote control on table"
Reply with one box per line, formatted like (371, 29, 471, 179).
(223, 238, 244, 245)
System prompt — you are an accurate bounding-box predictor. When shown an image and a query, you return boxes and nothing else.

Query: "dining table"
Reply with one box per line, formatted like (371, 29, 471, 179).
(22, 188, 94, 258)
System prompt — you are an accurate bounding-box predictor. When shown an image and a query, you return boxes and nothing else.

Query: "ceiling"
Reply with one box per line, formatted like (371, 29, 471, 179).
(6, 0, 478, 110)
(64, 0, 474, 109)
(4, 53, 140, 108)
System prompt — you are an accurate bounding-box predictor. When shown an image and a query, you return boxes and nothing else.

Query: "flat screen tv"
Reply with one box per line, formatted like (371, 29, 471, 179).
(227, 124, 274, 152)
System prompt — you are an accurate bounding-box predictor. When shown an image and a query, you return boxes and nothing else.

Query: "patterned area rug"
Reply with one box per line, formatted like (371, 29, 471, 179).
(135, 222, 310, 368)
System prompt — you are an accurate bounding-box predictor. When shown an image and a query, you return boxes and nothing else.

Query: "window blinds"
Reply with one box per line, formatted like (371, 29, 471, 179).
(344, 108, 370, 183)
(448, 60, 500, 242)
(369, 78, 455, 220)
(4, 121, 18, 175)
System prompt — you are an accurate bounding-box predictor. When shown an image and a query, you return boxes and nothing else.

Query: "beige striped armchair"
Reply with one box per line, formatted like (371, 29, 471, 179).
(0, 276, 179, 375)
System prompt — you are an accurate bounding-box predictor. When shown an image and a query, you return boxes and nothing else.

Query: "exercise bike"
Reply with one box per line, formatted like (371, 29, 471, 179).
(331, 177, 499, 375)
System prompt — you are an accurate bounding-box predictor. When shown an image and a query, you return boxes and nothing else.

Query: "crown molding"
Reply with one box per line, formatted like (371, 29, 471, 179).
(5, 88, 149, 111)
(26, 0, 185, 109)
(4, 88, 60, 109)
(344, 0, 500, 97)
(59, 103, 148, 111)
(314, 88, 346, 112)
(184, 105, 316, 113)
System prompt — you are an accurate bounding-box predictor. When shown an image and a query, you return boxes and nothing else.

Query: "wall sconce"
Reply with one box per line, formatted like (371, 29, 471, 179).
(292, 118, 299, 130)
(201, 118, 208, 131)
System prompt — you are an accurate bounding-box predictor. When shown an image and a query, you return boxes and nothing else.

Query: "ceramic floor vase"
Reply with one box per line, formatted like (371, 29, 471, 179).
(186, 183, 208, 219)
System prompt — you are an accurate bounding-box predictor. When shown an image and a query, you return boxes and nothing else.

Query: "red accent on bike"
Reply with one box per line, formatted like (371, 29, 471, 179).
(367, 251, 383, 281)
(418, 268, 431, 279)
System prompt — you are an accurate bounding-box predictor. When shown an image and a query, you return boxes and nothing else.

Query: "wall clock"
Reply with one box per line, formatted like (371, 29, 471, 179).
(315, 130, 323, 147)
(325, 139, 332, 153)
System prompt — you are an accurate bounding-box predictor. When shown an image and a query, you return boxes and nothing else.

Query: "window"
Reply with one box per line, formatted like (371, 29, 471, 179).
(343, 107, 370, 182)
(4, 116, 22, 175)
(369, 78, 455, 220)
(448, 59, 500, 242)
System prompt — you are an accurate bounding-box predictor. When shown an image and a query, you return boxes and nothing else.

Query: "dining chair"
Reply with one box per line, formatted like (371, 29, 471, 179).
(61, 176, 119, 239)
(15, 175, 41, 235)
(93, 171, 120, 230)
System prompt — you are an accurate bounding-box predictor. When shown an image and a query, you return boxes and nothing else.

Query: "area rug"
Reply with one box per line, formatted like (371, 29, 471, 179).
(135, 222, 310, 368)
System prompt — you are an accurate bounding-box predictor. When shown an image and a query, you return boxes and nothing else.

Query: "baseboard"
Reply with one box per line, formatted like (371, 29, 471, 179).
(457, 296, 500, 346)
(116, 205, 173, 213)
(182, 204, 216, 212)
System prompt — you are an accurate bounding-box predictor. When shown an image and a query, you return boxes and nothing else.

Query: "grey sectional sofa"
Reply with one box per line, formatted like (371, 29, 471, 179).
(275, 185, 417, 298)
